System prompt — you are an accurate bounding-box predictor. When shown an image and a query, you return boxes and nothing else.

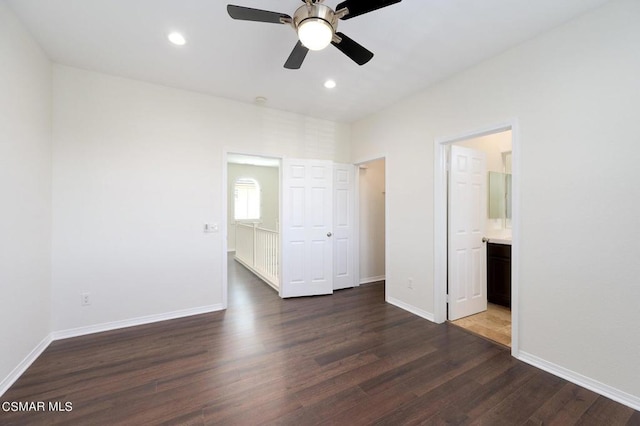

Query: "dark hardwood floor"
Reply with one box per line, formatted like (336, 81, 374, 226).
(1, 255, 638, 425)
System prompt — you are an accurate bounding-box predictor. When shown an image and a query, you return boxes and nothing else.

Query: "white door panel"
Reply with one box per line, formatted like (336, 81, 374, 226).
(449, 145, 487, 320)
(282, 159, 333, 297)
(333, 164, 356, 290)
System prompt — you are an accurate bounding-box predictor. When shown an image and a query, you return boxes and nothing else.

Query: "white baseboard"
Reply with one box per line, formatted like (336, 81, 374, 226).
(51, 304, 225, 341)
(360, 275, 385, 285)
(1, 304, 226, 397)
(518, 351, 640, 411)
(0, 334, 53, 397)
(386, 296, 436, 323)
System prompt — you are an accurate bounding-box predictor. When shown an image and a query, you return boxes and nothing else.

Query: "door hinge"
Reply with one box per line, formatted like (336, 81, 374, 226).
(446, 294, 450, 303)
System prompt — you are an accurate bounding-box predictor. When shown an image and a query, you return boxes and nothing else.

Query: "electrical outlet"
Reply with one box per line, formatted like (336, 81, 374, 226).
(81, 293, 91, 306)
(408, 278, 413, 289)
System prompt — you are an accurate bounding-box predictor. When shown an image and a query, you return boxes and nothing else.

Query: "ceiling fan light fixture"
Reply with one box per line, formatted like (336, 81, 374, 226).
(297, 18, 333, 51)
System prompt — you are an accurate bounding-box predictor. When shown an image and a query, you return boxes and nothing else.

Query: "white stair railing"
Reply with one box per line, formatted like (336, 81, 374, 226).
(255, 227, 279, 285)
(235, 223, 254, 267)
(235, 223, 279, 290)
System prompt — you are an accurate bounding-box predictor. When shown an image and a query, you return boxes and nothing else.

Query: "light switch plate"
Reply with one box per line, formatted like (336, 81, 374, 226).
(204, 223, 219, 233)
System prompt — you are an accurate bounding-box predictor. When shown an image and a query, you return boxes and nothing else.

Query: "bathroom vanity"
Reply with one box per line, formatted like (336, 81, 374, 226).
(487, 241, 511, 308)
(486, 153, 512, 308)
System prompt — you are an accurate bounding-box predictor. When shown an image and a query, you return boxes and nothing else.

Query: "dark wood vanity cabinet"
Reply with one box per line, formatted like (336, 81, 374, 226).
(487, 243, 511, 308)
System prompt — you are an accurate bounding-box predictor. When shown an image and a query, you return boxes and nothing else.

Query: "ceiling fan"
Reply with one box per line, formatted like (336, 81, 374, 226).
(227, 0, 402, 69)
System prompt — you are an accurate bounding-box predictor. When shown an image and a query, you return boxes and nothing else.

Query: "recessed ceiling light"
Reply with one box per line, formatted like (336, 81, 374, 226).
(254, 96, 267, 105)
(168, 32, 186, 46)
(324, 79, 337, 89)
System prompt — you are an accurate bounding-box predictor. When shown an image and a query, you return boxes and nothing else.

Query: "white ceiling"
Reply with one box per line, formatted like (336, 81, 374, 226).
(7, 0, 610, 123)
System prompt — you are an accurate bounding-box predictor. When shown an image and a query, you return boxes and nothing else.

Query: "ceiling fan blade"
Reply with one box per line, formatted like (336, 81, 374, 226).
(331, 32, 374, 65)
(284, 41, 309, 69)
(227, 5, 291, 24)
(336, 0, 402, 20)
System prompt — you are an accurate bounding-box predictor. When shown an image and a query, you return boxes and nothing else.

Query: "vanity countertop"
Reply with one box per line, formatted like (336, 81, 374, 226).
(486, 231, 512, 245)
(487, 237, 511, 245)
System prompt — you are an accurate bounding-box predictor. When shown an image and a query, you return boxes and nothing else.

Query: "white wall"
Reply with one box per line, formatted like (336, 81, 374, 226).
(352, 0, 640, 403)
(358, 160, 385, 283)
(0, 2, 52, 391)
(227, 163, 279, 251)
(51, 65, 350, 332)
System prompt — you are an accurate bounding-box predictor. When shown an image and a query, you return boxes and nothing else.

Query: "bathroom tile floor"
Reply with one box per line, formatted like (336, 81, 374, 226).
(451, 303, 512, 347)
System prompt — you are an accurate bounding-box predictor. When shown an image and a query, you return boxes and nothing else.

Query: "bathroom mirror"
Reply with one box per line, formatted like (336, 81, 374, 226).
(488, 151, 513, 224)
(488, 172, 506, 219)
(503, 151, 512, 174)
(503, 151, 512, 227)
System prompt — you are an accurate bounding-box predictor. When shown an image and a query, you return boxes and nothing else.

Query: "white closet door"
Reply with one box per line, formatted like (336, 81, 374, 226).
(333, 163, 356, 290)
(281, 159, 334, 298)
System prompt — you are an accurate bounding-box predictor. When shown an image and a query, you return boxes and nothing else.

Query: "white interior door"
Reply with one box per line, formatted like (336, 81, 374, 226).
(333, 163, 356, 290)
(281, 159, 333, 298)
(448, 145, 487, 320)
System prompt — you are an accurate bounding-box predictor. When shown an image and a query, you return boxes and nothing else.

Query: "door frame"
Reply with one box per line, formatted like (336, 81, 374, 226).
(223, 151, 359, 302)
(354, 155, 388, 300)
(433, 121, 520, 356)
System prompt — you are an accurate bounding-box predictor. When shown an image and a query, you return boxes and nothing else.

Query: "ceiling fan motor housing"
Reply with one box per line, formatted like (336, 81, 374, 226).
(293, 3, 338, 34)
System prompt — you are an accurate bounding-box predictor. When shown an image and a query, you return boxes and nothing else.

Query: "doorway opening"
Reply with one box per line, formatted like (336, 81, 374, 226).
(356, 157, 387, 300)
(225, 153, 281, 298)
(224, 155, 358, 303)
(434, 123, 519, 354)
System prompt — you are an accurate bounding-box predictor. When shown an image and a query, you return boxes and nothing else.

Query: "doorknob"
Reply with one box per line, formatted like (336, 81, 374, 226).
(327, 232, 332, 237)
(482, 237, 489, 243)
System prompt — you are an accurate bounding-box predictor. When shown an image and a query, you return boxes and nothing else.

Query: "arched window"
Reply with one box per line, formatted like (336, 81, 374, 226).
(234, 178, 260, 221)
